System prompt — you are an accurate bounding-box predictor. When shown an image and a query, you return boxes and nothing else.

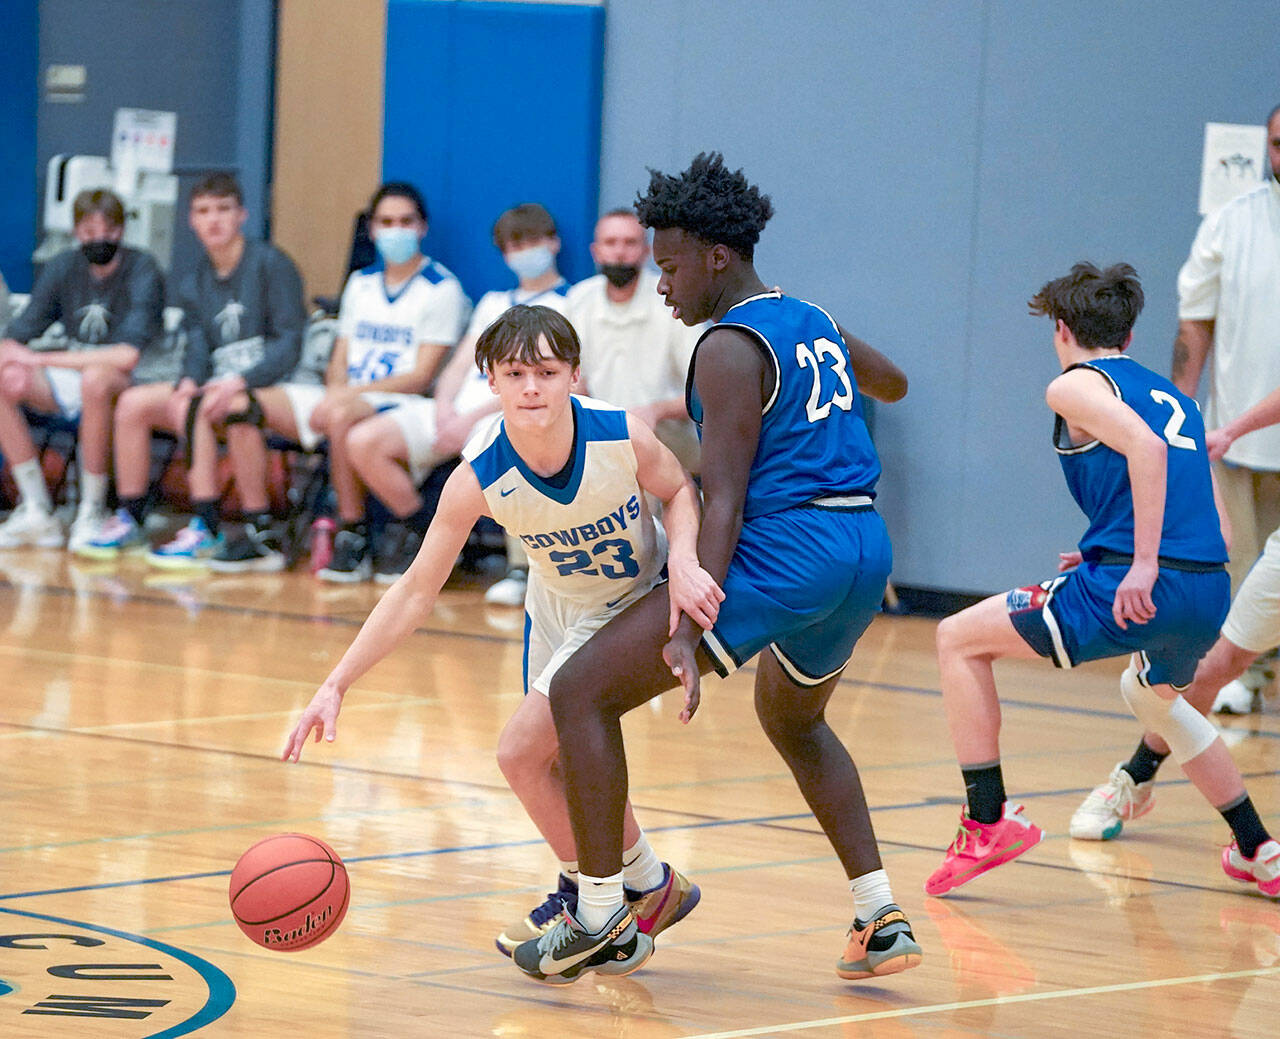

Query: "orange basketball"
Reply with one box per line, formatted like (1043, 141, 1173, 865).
(229, 833, 349, 951)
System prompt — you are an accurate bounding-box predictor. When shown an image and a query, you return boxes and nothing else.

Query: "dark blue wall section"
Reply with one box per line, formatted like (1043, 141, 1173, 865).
(0, 3, 40, 291)
(383, 0, 603, 300)
(35, 0, 276, 282)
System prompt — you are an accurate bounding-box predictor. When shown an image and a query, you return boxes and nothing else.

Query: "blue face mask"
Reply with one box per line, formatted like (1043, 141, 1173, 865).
(374, 227, 421, 266)
(505, 244, 555, 281)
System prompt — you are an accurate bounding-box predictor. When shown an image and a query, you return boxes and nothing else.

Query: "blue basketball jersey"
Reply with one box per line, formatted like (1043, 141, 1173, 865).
(1055, 355, 1227, 564)
(686, 292, 880, 519)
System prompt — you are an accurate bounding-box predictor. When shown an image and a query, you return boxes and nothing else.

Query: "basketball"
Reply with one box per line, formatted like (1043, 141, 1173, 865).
(229, 833, 349, 951)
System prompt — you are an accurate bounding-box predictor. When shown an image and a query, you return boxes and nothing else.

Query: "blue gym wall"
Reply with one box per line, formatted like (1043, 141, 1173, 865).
(33, 0, 276, 282)
(0, 3, 39, 292)
(382, 0, 603, 301)
(599, 0, 1276, 595)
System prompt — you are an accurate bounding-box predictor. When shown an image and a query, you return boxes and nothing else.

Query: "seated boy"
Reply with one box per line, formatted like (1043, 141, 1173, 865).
(0, 188, 162, 551)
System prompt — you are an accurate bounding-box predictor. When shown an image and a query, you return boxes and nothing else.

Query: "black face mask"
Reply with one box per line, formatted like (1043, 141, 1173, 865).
(81, 239, 120, 266)
(600, 263, 640, 289)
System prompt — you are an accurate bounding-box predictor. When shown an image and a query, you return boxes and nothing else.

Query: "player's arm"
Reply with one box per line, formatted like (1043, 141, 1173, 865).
(1170, 318, 1213, 397)
(628, 414, 724, 634)
(661, 329, 764, 716)
(432, 332, 477, 416)
(357, 338, 450, 397)
(282, 464, 487, 761)
(1206, 381, 1280, 461)
(835, 323, 908, 403)
(1210, 466, 1232, 554)
(1046, 368, 1166, 629)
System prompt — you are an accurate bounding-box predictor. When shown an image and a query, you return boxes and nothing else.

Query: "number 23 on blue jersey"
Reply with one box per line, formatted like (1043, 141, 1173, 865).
(795, 337, 853, 423)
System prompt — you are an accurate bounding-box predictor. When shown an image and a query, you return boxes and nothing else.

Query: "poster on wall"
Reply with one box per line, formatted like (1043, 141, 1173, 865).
(111, 107, 177, 192)
(1198, 122, 1267, 215)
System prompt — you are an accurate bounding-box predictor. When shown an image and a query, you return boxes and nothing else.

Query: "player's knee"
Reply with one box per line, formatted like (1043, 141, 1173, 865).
(80, 364, 120, 403)
(0, 362, 29, 401)
(1119, 665, 1217, 764)
(935, 613, 968, 661)
(345, 421, 381, 468)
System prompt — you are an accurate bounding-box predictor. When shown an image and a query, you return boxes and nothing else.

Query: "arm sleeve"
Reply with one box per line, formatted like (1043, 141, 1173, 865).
(6, 255, 69, 343)
(1177, 210, 1225, 320)
(178, 272, 211, 383)
(112, 253, 164, 350)
(240, 249, 307, 388)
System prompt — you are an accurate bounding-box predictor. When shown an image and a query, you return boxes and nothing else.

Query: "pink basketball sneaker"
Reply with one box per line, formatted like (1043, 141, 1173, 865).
(926, 803, 1044, 896)
(1222, 839, 1280, 897)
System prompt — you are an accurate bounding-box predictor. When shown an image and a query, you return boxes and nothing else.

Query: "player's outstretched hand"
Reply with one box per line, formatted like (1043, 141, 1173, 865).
(1113, 560, 1157, 630)
(667, 561, 724, 636)
(664, 636, 701, 723)
(282, 683, 344, 762)
(1058, 550, 1083, 572)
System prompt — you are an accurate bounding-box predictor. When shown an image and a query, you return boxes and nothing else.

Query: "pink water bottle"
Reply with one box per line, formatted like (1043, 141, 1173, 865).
(309, 517, 336, 573)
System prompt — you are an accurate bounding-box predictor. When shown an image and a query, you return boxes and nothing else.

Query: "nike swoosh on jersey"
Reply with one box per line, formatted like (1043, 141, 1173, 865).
(499, 487, 517, 497)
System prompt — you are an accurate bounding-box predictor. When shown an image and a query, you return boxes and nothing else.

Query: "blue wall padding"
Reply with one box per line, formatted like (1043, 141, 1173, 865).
(383, 0, 604, 301)
(0, 3, 39, 292)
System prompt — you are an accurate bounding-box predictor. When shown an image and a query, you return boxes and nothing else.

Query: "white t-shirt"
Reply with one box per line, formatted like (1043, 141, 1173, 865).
(1178, 179, 1280, 468)
(453, 280, 572, 413)
(567, 270, 703, 470)
(338, 258, 471, 386)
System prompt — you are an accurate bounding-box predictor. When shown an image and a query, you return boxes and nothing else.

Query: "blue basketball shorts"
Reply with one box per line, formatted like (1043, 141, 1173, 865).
(701, 504, 892, 686)
(1006, 560, 1229, 688)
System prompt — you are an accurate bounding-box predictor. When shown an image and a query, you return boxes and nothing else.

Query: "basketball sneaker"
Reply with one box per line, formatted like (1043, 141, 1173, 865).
(75, 507, 144, 558)
(147, 518, 217, 569)
(626, 863, 701, 936)
(925, 802, 1044, 896)
(512, 903, 652, 985)
(67, 502, 109, 553)
(209, 521, 285, 573)
(1222, 839, 1280, 897)
(484, 566, 528, 606)
(836, 903, 923, 980)
(495, 874, 578, 957)
(317, 527, 371, 583)
(1069, 763, 1155, 841)
(0, 501, 64, 548)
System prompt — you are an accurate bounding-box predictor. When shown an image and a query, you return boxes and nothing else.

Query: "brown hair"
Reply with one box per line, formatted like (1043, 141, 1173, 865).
(72, 188, 125, 229)
(1028, 262, 1144, 349)
(474, 305, 580, 373)
(491, 203, 557, 250)
(190, 172, 244, 206)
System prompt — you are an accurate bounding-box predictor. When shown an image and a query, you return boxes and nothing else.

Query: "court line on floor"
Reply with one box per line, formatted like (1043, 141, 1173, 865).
(679, 965, 1280, 1038)
(7, 579, 1278, 741)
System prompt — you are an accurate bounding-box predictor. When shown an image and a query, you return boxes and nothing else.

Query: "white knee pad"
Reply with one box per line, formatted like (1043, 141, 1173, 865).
(1119, 664, 1218, 764)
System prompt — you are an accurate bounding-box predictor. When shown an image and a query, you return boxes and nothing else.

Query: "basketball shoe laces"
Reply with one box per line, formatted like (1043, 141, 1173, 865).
(529, 888, 573, 927)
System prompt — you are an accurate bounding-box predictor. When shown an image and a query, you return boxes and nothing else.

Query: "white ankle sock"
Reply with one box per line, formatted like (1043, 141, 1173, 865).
(622, 833, 666, 892)
(13, 460, 52, 514)
(850, 869, 894, 923)
(558, 859, 579, 883)
(79, 470, 108, 512)
(575, 871, 624, 932)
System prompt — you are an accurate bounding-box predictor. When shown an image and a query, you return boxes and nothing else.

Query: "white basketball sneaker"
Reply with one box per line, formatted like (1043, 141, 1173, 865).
(68, 502, 109, 553)
(1069, 763, 1155, 841)
(0, 501, 65, 548)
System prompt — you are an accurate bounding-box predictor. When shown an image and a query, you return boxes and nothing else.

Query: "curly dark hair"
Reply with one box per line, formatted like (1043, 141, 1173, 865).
(1028, 262, 1144, 349)
(633, 152, 774, 260)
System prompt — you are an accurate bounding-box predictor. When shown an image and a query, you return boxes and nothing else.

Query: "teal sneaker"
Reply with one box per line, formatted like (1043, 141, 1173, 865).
(75, 508, 144, 560)
(512, 903, 652, 985)
(147, 518, 217, 569)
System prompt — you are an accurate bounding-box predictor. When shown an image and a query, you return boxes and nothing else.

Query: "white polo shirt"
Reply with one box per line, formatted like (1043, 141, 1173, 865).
(1178, 179, 1280, 468)
(567, 270, 703, 471)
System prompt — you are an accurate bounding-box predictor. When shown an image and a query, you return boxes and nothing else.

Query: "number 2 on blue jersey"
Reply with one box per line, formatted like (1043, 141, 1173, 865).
(795, 336, 853, 423)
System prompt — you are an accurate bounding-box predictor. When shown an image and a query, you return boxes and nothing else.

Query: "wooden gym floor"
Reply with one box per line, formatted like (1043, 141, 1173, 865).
(1, 548, 1277, 1037)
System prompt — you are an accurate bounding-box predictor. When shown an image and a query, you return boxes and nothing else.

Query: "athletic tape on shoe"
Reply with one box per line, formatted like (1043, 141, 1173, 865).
(1120, 664, 1217, 764)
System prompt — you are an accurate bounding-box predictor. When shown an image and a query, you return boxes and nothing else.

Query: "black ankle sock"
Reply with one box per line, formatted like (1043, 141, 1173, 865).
(1122, 739, 1168, 785)
(341, 520, 368, 537)
(961, 763, 1006, 824)
(1220, 794, 1270, 859)
(194, 499, 221, 535)
(121, 496, 148, 525)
